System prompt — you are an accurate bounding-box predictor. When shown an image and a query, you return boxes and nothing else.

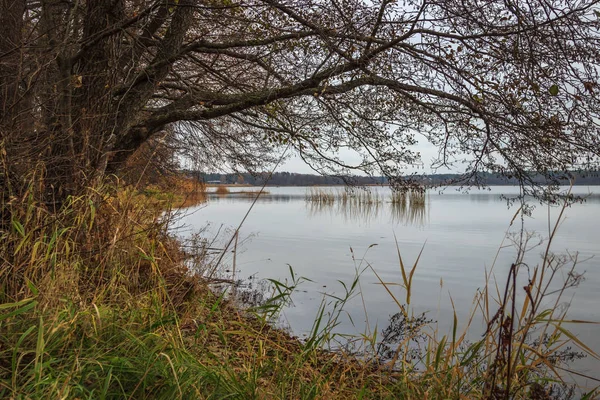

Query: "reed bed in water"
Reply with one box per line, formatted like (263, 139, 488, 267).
(306, 187, 424, 207)
(409, 190, 426, 207)
(308, 196, 383, 223)
(306, 187, 428, 225)
(389, 188, 426, 206)
(305, 187, 336, 204)
(306, 187, 383, 205)
(209, 187, 270, 196)
(388, 189, 428, 224)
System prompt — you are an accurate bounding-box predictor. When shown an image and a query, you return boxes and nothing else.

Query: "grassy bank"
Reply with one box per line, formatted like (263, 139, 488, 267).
(1, 183, 597, 399)
(0, 183, 402, 398)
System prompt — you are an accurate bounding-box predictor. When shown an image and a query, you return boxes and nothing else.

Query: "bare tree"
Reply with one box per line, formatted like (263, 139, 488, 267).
(1, 0, 600, 204)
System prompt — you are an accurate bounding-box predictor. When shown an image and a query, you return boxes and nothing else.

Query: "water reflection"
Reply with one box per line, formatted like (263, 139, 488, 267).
(305, 188, 428, 226)
(467, 193, 495, 203)
(306, 199, 385, 223)
(432, 188, 600, 204)
(203, 186, 600, 226)
(207, 193, 302, 203)
(205, 188, 600, 205)
(390, 196, 429, 226)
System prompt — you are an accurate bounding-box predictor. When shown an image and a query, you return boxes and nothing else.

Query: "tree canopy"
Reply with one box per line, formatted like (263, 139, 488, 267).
(2, 0, 600, 201)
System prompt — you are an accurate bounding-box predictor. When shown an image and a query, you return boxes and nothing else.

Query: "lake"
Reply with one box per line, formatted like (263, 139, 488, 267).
(174, 185, 600, 390)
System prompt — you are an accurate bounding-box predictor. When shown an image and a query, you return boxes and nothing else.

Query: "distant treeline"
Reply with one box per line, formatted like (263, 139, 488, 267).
(186, 171, 600, 186)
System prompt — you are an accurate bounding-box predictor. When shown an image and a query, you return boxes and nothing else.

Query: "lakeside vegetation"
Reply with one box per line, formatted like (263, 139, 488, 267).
(1, 182, 596, 398)
(305, 188, 384, 205)
(305, 188, 428, 225)
(1, 184, 378, 398)
(140, 176, 207, 208)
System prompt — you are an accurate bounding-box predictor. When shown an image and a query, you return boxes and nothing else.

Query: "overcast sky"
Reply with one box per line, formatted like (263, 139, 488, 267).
(280, 136, 451, 175)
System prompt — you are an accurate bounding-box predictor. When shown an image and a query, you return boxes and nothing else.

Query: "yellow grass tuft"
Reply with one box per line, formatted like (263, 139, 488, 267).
(214, 185, 230, 195)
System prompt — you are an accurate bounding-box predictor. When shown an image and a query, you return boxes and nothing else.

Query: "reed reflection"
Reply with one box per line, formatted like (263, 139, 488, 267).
(305, 188, 428, 225)
(389, 189, 428, 226)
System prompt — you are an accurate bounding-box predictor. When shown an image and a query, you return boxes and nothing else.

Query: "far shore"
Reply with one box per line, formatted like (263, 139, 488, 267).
(203, 183, 600, 187)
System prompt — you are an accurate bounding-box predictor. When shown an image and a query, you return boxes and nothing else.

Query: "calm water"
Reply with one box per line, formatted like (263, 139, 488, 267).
(175, 185, 600, 388)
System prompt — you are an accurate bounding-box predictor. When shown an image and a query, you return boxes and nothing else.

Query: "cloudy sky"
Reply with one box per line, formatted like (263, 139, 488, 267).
(280, 135, 452, 175)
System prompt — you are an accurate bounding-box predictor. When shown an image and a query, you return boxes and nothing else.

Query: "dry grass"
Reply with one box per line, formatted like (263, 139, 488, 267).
(306, 187, 383, 205)
(141, 175, 207, 208)
(214, 185, 231, 195)
(169, 176, 207, 207)
(305, 187, 336, 204)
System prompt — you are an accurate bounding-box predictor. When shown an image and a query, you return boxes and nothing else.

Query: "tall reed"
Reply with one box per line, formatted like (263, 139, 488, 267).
(305, 187, 336, 204)
(306, 187, 428, 225)
(389, 189, 427, 225)
(356, 196, 598, 399)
